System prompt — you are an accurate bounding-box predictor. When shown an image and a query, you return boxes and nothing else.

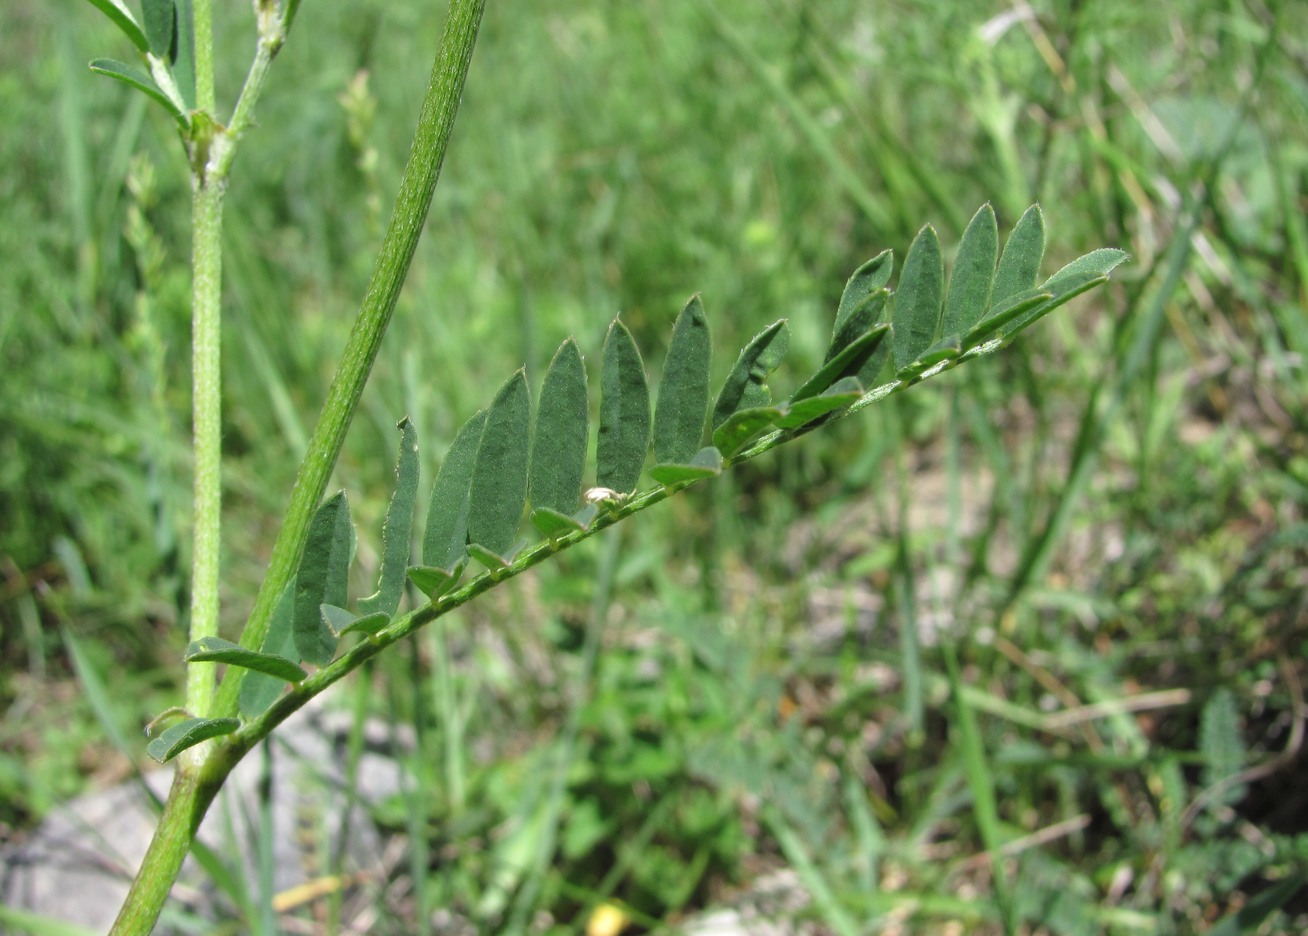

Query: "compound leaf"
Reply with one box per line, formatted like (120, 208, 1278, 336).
(597, 318, 650, 493)
(941, 203, 998, 339)
(992, 204, 1046, 306)
(359, 418, 420, 618)
(185, 636, 306, 683)
(468, 370, 531, 561)
(147, 717, 239, 764)
(530, 339, 589, 516)
(423, 409, 486, 573)
(293, 491, 352, 667)
(653, 296, 712, 464)
(712, 318, 788, 429)
(892, 224, 944, 372)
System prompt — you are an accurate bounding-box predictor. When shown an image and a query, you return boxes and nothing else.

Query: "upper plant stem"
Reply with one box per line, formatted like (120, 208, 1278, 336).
(215, 0, 489, 719)
(182, 0, 222, 739)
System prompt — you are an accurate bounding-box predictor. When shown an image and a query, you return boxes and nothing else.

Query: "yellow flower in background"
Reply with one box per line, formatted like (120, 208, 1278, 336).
(586, 901, 632, 936)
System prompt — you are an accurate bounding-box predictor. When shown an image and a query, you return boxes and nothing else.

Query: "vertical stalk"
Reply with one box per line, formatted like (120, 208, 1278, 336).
(184, 0, 222, 736)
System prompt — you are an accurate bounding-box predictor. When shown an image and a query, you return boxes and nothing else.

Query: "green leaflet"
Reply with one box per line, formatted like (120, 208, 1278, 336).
(831, 250, 893, 355)
(239, 583, 296, 717)
(774, 377, 863, 429)
(407, 560, 468, 601)
(653, 296, 712, 464)
(146, 717, 239, 764)
(171, 0, 195, 109)
(999, 249, 1129, 338)
(83, 0, 149, 52)
(892, 224, 944, 372)
(531, 506, 588, 541)
(597, 318, 650, 493)
(530, 339, 589, 516)
(711, 319, 789, 429)
(185, 636, 306, 683)
(334, 609, 391, 638)
(713, 406, 783, 458)
(649, 446, 723, 485)
(792, 319, 890, 402)
(359, 418, 420, 618)
(293, 491, 353, 667)
(963, 288, 1053, 349)
(467, 543, 513, 574)
(992, 204, 1046, 307)
(940, 203, 998, 339)
(901, 336, 962, 381)
(89, 59, 186, 124)
(140, 0, 175, 59)
(468, 370, 531, 561)
(423, 409, 486, 573)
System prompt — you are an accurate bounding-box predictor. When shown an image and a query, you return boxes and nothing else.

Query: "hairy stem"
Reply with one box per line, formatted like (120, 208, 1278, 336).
(183, 0, 222, 737)
(215, 0, 488, 719)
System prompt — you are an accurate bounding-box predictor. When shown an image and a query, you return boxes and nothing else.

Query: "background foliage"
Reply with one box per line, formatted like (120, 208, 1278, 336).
(1, 0, 1306, 932)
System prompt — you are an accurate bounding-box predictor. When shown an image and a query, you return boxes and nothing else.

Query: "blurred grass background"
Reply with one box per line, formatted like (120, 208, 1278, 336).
(2, 0, 1307, 932)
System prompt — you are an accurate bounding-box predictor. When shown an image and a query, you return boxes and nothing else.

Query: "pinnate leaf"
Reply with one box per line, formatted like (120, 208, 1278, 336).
(653, 296, 712, 464)
(597, 319, 650, 493)
(359, 418, 420, 618)
(892, 224, 944, 372)
(185, 636, 306, 683)
(423, 410, 486, 573)
(147, 717, 239, 764)
(468, 370, 531, 561)
(531, 339, 589, 516)
(712, 318, 788, 429)
(992, 204, 1046, 306)
(940, 203, 998, 339)
(82, 0, 149, 51)
(293, 491, 352, 667)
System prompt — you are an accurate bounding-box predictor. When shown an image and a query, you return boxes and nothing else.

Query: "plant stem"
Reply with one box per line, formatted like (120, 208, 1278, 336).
(183, 0, 222, 736)
(215, 0, 488, 719)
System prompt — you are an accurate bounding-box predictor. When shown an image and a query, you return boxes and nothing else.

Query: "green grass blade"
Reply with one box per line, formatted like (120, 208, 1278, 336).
(81, 0, 149, 52)
(992, 204, 1046, 306)
(185, 636, 307, 683)
(892, 223, 944, 372)
(941, 203, 998, 339)
(653, 295, 712, 463)
(468, 370, 532, 561)
(530, 338, 589, 516)
(711, 318, 788, 429)
(292, 491, 352, 666)
(239, 583, 297, 717)
(423, 409, 487, 572)
(146, 717, 240, 764)
(1209, 870, 1308, 936)
(359, 418, 420, 617)
(0, 905, 101, 936)
(597, 318, 650, 492)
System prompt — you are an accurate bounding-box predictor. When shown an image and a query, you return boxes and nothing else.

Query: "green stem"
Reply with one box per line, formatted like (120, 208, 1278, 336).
(215, 0, 488, 719)
(183, 0, 222, 736)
